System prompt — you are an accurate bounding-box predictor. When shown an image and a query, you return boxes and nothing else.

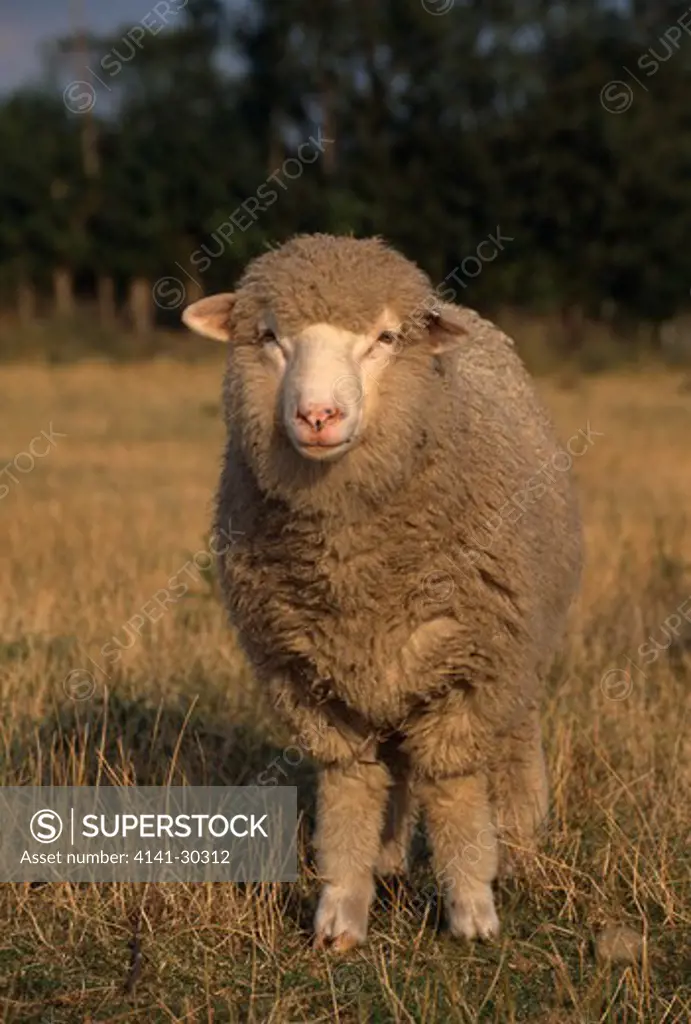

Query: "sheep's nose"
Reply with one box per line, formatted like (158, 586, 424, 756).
(295, 404, 342, 432)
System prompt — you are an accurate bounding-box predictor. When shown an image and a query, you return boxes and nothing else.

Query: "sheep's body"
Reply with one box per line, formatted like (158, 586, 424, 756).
(218, 314, 580, 763)
(184, 234, 582, 948)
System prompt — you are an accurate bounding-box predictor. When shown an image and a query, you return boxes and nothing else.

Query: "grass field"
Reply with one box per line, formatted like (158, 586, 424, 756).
(0, 358, 690, 1023)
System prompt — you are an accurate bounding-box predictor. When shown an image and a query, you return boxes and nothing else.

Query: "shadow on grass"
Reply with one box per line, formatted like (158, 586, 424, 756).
(1, 686, 318, 829)
(1, 686, 328, 935)
(3, 679, 289, 767)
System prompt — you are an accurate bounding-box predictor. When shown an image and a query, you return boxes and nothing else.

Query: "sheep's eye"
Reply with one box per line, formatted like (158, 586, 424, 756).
(377, 330, 398, 345)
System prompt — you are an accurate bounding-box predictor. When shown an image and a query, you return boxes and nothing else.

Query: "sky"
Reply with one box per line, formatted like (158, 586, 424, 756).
(0, 0, 632, 94)
(0, 0, 243, 93)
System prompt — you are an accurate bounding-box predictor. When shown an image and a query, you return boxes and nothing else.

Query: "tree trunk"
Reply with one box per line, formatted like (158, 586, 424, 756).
(53, 267, 75, 317)
(320, 78, 336, 176)
(128, 277, 153, 335)
(17, 280, 37, 326)
(97, 275, 116, 328)
(267, 108, 282, 176)
(560, 303, 586, 354)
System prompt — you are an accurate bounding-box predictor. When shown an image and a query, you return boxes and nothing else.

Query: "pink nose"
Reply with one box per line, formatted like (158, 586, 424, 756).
(296, 404, 342, 432)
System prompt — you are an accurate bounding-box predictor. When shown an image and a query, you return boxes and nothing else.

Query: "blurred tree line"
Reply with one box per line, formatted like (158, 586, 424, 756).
(2, 0, 691, 358)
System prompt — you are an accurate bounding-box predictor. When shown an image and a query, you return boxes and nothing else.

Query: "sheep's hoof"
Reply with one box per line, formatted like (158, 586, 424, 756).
(447, 884, 500, 941)
(314, 930, 360, 953)
(314, 883, 369, 952)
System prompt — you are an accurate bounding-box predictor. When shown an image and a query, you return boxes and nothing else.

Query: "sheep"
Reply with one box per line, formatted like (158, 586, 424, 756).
(182, 233, 582, 951)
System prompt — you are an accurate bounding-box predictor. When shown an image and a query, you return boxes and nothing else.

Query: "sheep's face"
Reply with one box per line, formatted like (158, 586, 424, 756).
(251, 309, 401, 462)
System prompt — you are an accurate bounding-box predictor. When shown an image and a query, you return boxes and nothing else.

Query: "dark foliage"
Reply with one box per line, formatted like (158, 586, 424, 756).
(2, 0, 691, 334)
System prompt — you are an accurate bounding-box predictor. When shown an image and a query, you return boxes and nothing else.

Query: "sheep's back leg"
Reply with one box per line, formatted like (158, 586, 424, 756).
(375, 774, 417, 877)
(313, 758, 390, 950)
(493, 709, 549, 876)
(416, 772, 500, 940)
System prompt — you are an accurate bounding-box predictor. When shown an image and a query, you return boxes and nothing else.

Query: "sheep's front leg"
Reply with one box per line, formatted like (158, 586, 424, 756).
(416, 773, 499, 940)
(314, 759, 390, 950)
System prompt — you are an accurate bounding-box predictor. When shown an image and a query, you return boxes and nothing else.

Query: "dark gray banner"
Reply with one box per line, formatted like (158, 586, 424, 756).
(0, 786, 297, 882)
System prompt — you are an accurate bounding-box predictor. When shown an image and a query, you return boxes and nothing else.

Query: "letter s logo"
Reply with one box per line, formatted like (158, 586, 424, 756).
(30, 809, 64, 844)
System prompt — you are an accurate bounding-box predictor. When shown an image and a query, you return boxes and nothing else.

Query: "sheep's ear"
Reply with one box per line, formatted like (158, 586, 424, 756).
(182, 293, 236, 342)
(426, 302, 469, 354)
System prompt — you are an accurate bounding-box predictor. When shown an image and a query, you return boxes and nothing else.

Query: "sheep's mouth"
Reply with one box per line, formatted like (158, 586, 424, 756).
(294, 438, 354, 461)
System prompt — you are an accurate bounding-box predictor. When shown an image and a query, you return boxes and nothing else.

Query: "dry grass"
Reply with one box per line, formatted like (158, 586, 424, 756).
(0, 358, 689, 1022)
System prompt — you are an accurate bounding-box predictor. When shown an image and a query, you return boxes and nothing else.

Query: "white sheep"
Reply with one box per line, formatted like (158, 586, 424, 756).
(182, 233, 582, 950)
